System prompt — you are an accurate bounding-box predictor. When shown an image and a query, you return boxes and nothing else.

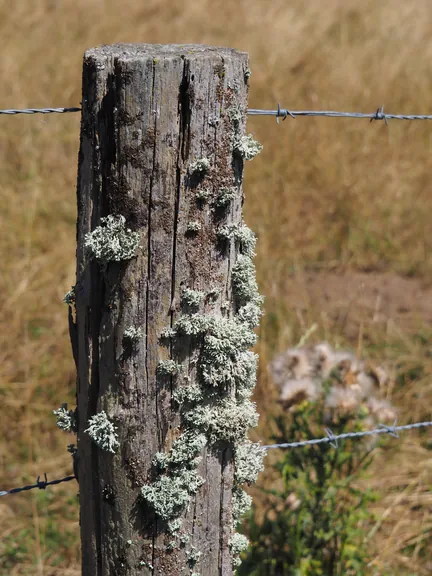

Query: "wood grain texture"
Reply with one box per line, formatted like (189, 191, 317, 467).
(75, 43, 249, 576)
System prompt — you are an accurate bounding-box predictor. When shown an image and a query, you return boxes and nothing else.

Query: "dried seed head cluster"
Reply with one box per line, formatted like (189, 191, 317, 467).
(270, 342, 396, 427)
(84, 215, 140, 265)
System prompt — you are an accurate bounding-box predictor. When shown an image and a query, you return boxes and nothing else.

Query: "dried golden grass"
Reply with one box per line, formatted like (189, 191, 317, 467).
(0, 0, 431, 573)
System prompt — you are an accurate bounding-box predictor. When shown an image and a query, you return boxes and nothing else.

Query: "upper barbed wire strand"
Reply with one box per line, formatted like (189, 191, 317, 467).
(2, 105, 432, 122)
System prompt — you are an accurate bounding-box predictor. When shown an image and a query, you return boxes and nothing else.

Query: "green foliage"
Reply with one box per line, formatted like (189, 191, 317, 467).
(238, 393, 378, 576)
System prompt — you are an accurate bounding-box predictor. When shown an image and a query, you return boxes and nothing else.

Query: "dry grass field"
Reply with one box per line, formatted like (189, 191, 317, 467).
(0, 0, 431, 574)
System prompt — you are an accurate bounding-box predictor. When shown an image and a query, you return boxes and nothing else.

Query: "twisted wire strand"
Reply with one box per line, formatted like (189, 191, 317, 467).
(0, 474, 76, 496)
(248, 104, 432, 124)
(0, 107, 81, 115)
(262, 420, 432, 450)
(1, 105, 432, 123)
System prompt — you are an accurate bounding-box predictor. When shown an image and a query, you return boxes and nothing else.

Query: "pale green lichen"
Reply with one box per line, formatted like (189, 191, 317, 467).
(232, 488, 253, 523)
(187, 547, 202, 568)
(217, 222, 256, 257)
(229, 532, 249, 566)
(53, 403, 77, 433)
(174, 313, 211, 336)
(181, 288, 205, 311)
(232, 254, 261, 305)
(85, 411, 119, 453)
(196, 189, 211, 202)
(141, 469, 204, 521)
(157, 359, 182, 376)
(142, 212, 263, 572)
(206, 398, 259, 444)
(63, 286, 75, 305)
(234, 134, 263, 161)
(159, 327, 177, 340)
(214, 187, 237, 208)
(123, 326, 143, 341)
(189, 158, 211, 173)
(84, 215, 140, 265)
(186, 221, 201, 233)
(173, 384, 203, 405)
(234, 441, 266, 485)
(167, 518, 182, 535)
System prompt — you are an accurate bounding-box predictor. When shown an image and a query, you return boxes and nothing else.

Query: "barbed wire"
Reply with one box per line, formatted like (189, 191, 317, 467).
(1, 420, 430, 495)
(0, 474, 76, 497)
(262, 420, 432, 450)
(248, 105, 432, 125)
(2, 104, 432, 124)
(0, 107, 81, 115)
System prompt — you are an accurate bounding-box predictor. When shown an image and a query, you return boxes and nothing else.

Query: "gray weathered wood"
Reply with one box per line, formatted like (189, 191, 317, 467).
(75, 43, 250, 575)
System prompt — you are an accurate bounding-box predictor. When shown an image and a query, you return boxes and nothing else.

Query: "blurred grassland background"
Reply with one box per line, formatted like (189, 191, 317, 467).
(0, 0, 431, 574)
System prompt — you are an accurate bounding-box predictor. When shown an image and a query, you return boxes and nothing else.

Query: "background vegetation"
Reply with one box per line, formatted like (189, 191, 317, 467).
(0, 0, 431, 574)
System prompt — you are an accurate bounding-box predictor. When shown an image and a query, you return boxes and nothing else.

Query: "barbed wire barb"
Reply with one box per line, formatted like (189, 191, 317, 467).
(247, 105, 432, 122)
(0, 474, 76, 497)
(261, 420, 432, 450)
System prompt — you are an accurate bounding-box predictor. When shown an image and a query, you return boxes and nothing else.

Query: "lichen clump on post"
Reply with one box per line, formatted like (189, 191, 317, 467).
(85, 411, 119, 454)
(189, 158, 211, 173)
(53, 403, 77, 433)
(141, 212, 266, 568)
(84, 214, 140, 265)
(234, 134, 263, 161)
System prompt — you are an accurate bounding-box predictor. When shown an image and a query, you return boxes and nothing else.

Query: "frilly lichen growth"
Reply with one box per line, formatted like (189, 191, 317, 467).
(214, 187, 237, 208)
(124, 326, 143, 341)
(234, 134, 263, 161)
(181, 288, 205, 311)
(53, 403, 77, 433)
(141, 213, 263, 569)
(186, 221, 201, 233)
(229, 533, 250, 567)
(84, 214, 140, 265)
(234, 441, 266, 485)
(63, 286, 76, 306)
(157, 359, 182, 376)
(189, 158, 211, 173)
(85, 411, 119, 453)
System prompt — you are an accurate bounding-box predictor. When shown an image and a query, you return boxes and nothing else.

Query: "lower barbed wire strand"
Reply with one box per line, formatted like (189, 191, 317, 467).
(262, 420, 432, 450)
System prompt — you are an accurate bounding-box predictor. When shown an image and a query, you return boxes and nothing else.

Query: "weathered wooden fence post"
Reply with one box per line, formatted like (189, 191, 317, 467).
(74, 43, 264, 575)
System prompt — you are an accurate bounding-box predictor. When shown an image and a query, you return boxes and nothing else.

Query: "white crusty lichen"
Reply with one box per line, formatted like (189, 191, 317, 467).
(84, 215, 140, 265)
(229, 533, 250, 566)
(53, 403, 77, 433)
(189, 158, 211, 173)
(157, 359, 182, 376)
(217, 222, 257, 257)
(85, 411, 119, 453)
(181, 288, 205, 311)
(214, 187, 237, 208)
(123, 326, 143, 341)
(195, 188, 211, 202)
(63, 286, 76, 306)
(232, 488, 253, 524)
(141, 217, 263, 569)
(186, 221, 201, 233)
(234, 441, 266, 485)
(141, 469, 204, 521)
(234, 134, 263, 161)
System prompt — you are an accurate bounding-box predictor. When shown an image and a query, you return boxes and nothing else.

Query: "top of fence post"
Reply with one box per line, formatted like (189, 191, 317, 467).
(74, 42, 264, 575)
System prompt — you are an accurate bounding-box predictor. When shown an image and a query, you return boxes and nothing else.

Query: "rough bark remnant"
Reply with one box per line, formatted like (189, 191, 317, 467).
(75, 43, 253, 576)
